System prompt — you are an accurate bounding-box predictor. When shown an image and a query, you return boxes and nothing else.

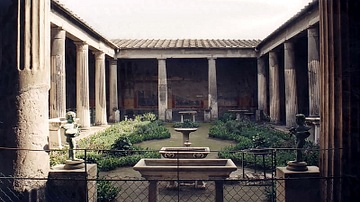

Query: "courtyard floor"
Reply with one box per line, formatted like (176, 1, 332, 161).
(97, 123, 270, 201)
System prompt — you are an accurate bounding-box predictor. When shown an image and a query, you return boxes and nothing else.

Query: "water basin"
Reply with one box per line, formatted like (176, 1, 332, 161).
(159, 147, 210, 159)
(133, 158, 237, 180)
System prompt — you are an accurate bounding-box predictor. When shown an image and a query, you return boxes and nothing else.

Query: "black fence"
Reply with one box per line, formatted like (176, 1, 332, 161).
(0, 147, 342, 202)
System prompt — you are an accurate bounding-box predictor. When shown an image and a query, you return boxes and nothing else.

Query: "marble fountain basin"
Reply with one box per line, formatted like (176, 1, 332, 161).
(133, 158, 237, 180)
(159, 147, 210, 159)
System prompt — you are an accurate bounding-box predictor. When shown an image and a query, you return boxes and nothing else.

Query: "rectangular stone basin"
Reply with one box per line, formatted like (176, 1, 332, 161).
(133, 158, 237, 180)
(159, 147, 210, 159)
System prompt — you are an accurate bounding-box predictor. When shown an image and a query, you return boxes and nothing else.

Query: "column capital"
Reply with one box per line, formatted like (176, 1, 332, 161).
(110, 59, 118, 66)
(51, 27, 66, 39)
(284, 41, 294, 50)
(74, 41, 88, 48)
(308, 26, 319, 37)
(94, 51, 105, 60)
(269, 51, 278, 66)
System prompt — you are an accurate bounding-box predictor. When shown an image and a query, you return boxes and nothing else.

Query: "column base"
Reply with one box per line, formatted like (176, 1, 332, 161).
(64, 159, 85, 170)
(286, 161, 308, 171)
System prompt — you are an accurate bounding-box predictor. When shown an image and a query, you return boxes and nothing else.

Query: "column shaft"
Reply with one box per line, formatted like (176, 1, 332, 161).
(208, 58, 218, 120)
(50, 28, 66, 118)
(109, 59, 119, 122)
(284, 42, 298, 126)
(75, 42, 91, 128)
(308, 27, 320, 117)
(257, 57, 267, 113)
(158, 59, 168, 121)
(269, 51, 280, 123)
(95, 52, 107, 125)
(14, 0, 50, 191)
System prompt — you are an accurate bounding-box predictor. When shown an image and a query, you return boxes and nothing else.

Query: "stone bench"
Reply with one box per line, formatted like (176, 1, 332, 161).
(178, 110, 197, 122)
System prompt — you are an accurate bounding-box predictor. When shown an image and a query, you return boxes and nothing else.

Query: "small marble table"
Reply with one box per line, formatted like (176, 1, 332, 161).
(179, 110, 197, 122)
(228, 109, 249, 120)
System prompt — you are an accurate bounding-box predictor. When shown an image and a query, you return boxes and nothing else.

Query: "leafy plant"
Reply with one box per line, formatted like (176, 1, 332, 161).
(50, 149, 68, 166)
(252, 134, 269, 148)
(111, 136, 133, 156)
(211, 119, 319, 169)
(173, 119, 200, 128)
(143, 112, 157, 122)
(97, 179, 121, 202)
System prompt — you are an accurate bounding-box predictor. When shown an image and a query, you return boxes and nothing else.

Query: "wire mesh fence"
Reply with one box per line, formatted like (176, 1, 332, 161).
(0, 175, 339, 202)
(0, 147, 344, 202)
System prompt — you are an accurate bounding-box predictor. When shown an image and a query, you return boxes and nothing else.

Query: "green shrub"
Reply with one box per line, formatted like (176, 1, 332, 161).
(77, 121, 140, 150)
(111, 136, 133, 156)
(173, 119, 200, 128)
(97, 179, 121, 202)
(50, 149, 68, 166)
(143, 112, 157, 122)
(128, 121, 170, 143)
(219, 112, 236, 122)
(211, 119, 319, 169)
(97, 152, 160, 171)
(50, 115, 169, 171)
(77, 151, 104, 164)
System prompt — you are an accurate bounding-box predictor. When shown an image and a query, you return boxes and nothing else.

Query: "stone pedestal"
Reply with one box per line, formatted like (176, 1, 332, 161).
(47, 164, 97, 202)
(174, 128, 197, 147)
(276, 166, 320, 202)
(165, 109, 173, 122)
(305, 116, 320, 144)
(48, 118, 67, 149)
(203, 109, 211, 122)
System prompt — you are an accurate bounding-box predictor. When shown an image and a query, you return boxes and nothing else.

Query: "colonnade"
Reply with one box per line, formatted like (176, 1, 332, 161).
(49, 27, 115, 128)
(49, 27, 224, 127)
(257, 26, 320, 140)
(157, 57, 219, 121)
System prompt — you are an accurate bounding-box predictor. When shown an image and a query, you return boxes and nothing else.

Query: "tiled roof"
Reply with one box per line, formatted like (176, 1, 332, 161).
(257, 0, 318, 48)
(52, 0, 117, 48)
(112, 39, 261, 49)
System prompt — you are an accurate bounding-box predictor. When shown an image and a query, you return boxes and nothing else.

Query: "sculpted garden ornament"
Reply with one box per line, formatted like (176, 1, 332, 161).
(173, 120, 199, 147)
(287, 114, 311, 171)
(62, 111, 84, 169)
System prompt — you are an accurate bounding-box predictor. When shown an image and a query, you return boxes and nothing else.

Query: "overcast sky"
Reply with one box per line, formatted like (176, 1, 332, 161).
(58, 0, 313, 40)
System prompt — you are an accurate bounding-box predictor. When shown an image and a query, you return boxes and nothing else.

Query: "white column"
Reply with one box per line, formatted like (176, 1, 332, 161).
(50, 27, 66, 118)
(284, 42, 298, 126)
(208, 58, 218, 120)
(14, 0, 50, 192)
(94, 51, 107, 125)
(257, 57, 267, 113)
(109, 59, 119, 122)
(306, 27, 320, 144)
(308, 27, 320, 117)
(269, 51, 280, 123)
(75, 42, 91, 129)
(158, 59, 168, 121)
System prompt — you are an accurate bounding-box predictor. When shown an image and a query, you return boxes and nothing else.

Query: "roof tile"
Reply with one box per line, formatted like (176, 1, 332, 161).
(112, 39, 261, 49)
